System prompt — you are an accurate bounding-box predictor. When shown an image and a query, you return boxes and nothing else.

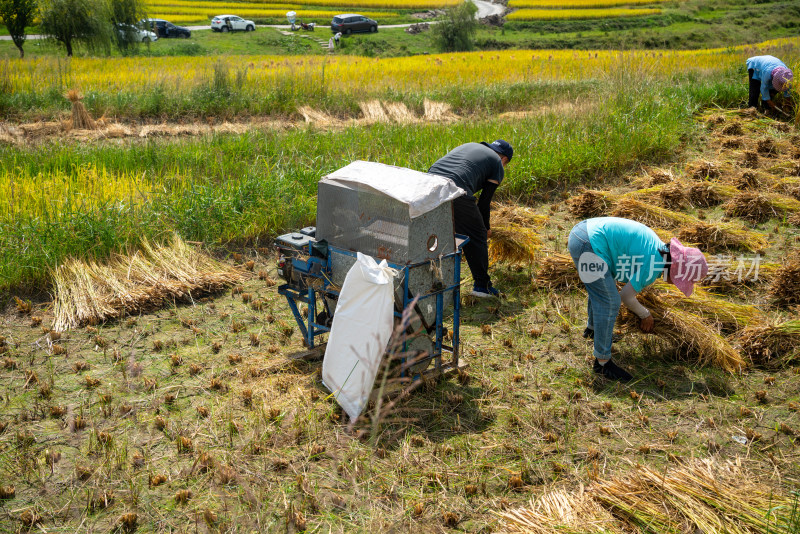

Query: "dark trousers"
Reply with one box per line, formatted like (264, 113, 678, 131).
(452, 195, 490, 288)
(748, 69, 776, 108)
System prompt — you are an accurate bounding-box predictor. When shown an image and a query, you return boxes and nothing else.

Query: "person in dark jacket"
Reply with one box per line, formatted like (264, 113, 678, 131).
(746, 55, 793, 111)
(428, 140, 513, 298)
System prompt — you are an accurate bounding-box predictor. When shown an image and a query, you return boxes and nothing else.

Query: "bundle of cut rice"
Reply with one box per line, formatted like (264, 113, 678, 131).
(591, 459, 795, 533)
(688, 182, 739, 207)
(621, 290, 746, 373)
(652, 281, 765, 333)
(489, 225, 541, 265)
(648, 168, 674, 186)
(566, 190, 618, 218)
(492, 203, 549, 228)
(701, 260, 780, 291)
(624, 183, 686, 210)
(686, 159, 720, 180)
(675, 221, 768, 254)
(536, 254, 580, 289)
(66, 89, 96, 130)
(769, 257, 800, 307)
(53, 235, 245, 330)
(501, 458, 795, 534)
(738, 319, 800, 367)
(726, 191, 800, 222)
(734, 171, 761, 191)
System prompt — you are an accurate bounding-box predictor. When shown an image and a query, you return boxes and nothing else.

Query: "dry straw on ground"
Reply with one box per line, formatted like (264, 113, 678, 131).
(622, 290, 746, 373)
(566, 190, 618, 218)
(501, 458, 795, 534)
(536, 254, 579, 289)
(688, 181, 739, 207)
(53, 235, 245, 330)
(769, 257, 800, 307)
(652, 281, 765, 333)
(488, 225, 541, 265)
(724, 192, 800, 223)
(739, 319, 800, 368)
(66, 90, 96, 130)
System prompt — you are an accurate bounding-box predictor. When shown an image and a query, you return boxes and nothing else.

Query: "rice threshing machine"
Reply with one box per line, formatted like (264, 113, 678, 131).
(274, 161, 468, 385)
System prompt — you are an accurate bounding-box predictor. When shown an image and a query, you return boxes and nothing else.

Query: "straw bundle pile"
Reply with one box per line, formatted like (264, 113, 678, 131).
(734, 171, 761, 190)
(769, 257, 800, 307)
(652, 281, 765, 333)
(611, 198, 768, 253)
(53, 235, 244, 330)
(624, 183, 686, 210)
(491, 203, 549, 228)
(536, 254, 580, 289)
(489, 225, 541, 265)
(688, 182, 739, 207)
(501, 459, 795, 534)
(726, 192, 800, 222)
(592, 459, 795, 534)
(66, 89, 96, 130)
(500, 486, 619, 534)
(566, 190, 618, 218)
(686, 159, 720, 180)
(611, 198, 697, 228)
(739, 319, 800, 367)
(701, 261, 780, 291)
(648, 168, 674, 186)
(622, 290, 746, 372)
(675, 221, 768, 254)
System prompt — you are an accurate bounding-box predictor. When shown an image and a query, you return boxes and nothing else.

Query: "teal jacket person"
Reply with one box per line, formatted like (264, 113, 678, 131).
(746, 55, 793, 110)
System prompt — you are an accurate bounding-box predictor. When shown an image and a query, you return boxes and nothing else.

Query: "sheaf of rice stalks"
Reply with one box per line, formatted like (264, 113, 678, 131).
(53, 235, 245, 330)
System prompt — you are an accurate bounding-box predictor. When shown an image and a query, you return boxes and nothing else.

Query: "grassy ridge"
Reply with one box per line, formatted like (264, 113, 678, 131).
(0, 73, 749, 290)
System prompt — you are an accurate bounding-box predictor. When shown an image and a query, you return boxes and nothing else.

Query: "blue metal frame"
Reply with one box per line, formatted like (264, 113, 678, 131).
(278, 235, 468, 377)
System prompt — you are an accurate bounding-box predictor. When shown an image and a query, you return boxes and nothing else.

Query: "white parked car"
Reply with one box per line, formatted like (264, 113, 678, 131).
(116, 23, 158, 42)
(211, 15, 256, 32)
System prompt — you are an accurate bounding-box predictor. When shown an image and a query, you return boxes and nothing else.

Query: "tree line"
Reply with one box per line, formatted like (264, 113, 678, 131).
(0, 0, 147, 57)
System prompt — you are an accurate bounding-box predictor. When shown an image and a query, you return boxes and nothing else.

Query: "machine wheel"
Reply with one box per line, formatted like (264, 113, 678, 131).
(221, 26, 229, 32)
(345, 28, 352, 35)
(181, 33, 190, 38)
(142, 37, 150, 43)
(246, 24, 254, 31)
(370, 25, 377, 33)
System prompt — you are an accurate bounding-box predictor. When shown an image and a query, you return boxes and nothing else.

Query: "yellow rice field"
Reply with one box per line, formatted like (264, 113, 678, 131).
(507, 7, 660, 19)
(508, 0, 667, 7)
(3, 37, 797, 98)
(0, 165, 158, 221)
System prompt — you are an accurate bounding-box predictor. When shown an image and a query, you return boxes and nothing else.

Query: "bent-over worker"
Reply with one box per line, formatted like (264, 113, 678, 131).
(746, 55, 793, 111)
(428, 140, 513, 298)
(567, 217, 708, 382)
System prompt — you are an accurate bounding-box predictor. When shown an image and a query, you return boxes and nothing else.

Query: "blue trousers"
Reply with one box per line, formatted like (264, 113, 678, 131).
(567, 221, 620, 360)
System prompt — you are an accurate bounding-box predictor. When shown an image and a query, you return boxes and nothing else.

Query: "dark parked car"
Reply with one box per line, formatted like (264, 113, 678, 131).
(331, 14, 377, 34)
(142, 18, 191, 38)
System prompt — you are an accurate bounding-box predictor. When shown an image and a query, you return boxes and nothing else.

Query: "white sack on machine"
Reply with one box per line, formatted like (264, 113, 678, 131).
(323, 160, 465, 218)
(322, 252, 397, 420)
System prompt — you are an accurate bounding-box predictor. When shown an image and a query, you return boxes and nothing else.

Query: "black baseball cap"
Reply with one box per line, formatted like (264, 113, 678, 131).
(482, 139, 513, 161)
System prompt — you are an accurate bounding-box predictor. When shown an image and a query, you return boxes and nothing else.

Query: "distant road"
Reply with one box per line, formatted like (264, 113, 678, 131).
(0, 1, 504, 41)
